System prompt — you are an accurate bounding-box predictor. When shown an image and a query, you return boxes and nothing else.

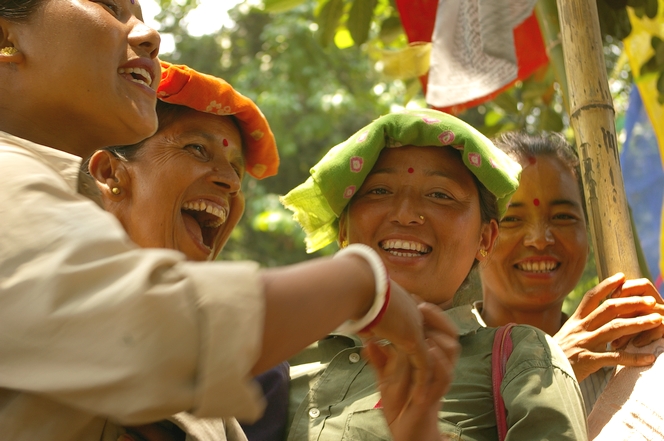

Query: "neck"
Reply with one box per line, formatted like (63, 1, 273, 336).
(480, 296, 565, 336)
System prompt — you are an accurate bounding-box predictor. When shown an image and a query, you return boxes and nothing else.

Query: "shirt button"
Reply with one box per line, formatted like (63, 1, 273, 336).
(349, 352, 361, 363)
(309, 408, 320, 418)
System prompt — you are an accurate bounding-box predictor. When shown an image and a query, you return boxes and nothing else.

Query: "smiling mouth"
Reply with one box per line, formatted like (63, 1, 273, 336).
(118, 67, 153, 88)
(515, 261, 560, 273)
(380, 239, 432, 257)
(182, 201, 228, 251)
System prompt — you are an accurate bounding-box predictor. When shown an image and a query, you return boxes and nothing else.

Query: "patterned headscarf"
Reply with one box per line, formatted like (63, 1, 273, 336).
(157, 61, 279, 179)
(281, 109, 521, 252)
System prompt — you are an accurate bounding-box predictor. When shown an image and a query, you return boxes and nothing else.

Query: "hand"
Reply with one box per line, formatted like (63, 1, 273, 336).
(554, 273, 662, 382)
(364, 303, 459, 441)
(364, 280, 430, 395)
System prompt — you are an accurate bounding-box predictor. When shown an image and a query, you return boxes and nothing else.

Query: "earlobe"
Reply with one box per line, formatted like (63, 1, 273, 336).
(477, 219, 499, 260)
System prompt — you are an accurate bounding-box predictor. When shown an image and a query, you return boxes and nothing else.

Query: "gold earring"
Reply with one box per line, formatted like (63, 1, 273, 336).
(479, 249, 488, 257)
(111, 187, 121, 195)
(0, 47, 18, 56)
(340, 239, 348, 248)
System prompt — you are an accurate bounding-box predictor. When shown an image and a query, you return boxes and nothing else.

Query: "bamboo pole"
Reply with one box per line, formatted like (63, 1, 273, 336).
(556, 0, 641, 280)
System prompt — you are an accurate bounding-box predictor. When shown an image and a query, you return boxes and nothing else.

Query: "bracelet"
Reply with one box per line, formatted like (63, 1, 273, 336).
(333, 244, 390, 335)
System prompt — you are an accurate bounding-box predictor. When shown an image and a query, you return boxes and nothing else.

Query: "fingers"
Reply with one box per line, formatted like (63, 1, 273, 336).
(574, 273, 626, 317)
(614, 278, 664, 303)
(591, 312, 662, 347)
(628, 323, 664, 347)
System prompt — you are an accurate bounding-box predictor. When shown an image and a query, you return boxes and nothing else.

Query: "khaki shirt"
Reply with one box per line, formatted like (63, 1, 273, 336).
(287, 305, 588, 441)
(0, 132, 265, 440)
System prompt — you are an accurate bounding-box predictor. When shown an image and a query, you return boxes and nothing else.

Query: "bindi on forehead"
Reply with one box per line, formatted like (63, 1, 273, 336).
(533, 198, 540, 207)
(528, 156, 536, 165)
(223, 139, 229, 147)
(407, 167, 414, 174)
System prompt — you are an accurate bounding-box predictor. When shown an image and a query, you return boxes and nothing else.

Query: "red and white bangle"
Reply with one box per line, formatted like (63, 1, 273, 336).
(333, 244, 390, 335)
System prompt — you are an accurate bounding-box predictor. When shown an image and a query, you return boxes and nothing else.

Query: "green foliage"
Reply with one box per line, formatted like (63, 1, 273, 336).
(152, 0, 647, 318)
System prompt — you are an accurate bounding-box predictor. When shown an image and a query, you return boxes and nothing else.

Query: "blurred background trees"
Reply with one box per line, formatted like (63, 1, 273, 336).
(153, 0, 661, 311)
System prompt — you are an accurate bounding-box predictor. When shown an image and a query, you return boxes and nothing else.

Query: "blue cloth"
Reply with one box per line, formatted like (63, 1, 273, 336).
(240, 362, 290, 441)
(620, 86, 663, 285)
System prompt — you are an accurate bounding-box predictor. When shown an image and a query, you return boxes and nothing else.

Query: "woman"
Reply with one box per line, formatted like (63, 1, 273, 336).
(282, 109, 588, 440)
(0, 2, 449, 440)
(478, 132, 664, 413)
(85, 62, 459, 441)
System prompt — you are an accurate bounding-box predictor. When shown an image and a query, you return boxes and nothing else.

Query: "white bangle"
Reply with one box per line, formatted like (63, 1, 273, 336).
(333, 244, 389, 335)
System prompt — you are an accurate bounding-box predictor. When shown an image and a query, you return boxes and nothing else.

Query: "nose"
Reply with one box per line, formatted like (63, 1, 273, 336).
(210, 161, 242, 195)
(523, 221, 555, 250)
(390, 190, 425, 226)
(128, 18, 160, 59)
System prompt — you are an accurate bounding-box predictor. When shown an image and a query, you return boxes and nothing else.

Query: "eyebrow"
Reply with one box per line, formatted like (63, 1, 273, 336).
(369, 167, 457, 179)
(509, 199, 582, 209)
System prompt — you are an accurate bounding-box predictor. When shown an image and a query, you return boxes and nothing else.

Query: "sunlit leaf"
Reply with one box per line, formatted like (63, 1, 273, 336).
(334, 28, 355, 49)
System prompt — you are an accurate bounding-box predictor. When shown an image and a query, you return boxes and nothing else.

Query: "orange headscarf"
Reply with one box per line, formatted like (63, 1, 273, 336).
(157, 61, 279, 179)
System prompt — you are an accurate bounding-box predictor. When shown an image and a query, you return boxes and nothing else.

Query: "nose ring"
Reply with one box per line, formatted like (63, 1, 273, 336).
(419, 215, 425, 221)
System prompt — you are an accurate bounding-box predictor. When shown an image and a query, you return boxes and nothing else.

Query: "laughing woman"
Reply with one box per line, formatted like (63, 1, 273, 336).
(477, 131, 664, 413)
(282, 109, 588, 440)
(0, 2, 448, 439)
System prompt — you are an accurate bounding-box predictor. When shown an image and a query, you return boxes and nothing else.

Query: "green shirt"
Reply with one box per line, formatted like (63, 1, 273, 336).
(287, 305, 588, 441)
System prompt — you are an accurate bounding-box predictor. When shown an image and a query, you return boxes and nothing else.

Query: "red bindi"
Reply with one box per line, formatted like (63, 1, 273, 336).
(223, 139, 229, 147)
(407, 167, 414, 173)
(533, 198, 540, 206)
(528, 156, 537, 165)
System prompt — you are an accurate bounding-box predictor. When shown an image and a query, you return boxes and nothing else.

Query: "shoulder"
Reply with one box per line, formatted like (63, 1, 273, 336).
(504, 324, 577, 383)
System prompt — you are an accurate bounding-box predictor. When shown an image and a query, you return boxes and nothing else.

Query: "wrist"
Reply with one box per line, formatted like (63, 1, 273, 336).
(333, 244, 390, 335)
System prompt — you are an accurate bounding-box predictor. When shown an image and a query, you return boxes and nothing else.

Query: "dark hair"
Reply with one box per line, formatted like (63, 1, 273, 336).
(0, 0, 44, 21)
(492, 131, 586, 219)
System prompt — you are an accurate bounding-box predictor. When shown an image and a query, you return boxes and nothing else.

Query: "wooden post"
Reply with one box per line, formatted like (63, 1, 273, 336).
(556, 0, 641, 280)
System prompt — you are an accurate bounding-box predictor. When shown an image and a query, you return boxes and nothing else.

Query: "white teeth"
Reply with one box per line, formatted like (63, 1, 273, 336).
(380, 239, 431, 256)
(182, 201, 228, 227)
(517, 261, 558, 272)
(118, 67, 153, 87)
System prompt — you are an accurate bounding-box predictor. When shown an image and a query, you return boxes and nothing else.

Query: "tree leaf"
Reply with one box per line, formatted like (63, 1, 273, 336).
(334, 28, 355, 49)
(348, 0, 377, 45)
(317, 0, 345, 48)
(262, 0, 306, 13)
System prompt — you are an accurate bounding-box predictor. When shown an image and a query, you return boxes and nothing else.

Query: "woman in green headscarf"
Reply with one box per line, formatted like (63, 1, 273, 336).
(282, 109, 588, 441)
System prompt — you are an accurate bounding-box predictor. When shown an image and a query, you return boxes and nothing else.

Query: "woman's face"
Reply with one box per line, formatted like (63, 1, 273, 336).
(107, 110, 245, 262)
(7, 0, 160, 156)
(480, 155, 588, 312)
(340, 146, 496, 306)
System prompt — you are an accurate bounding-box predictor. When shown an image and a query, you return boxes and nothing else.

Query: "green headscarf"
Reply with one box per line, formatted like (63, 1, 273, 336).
(281, 109, 521, 252)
